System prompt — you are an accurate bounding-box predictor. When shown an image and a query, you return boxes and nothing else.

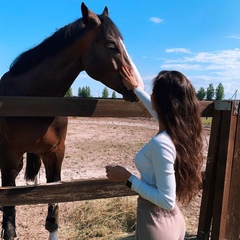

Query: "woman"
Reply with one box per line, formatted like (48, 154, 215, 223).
(105, 67, 203, 240)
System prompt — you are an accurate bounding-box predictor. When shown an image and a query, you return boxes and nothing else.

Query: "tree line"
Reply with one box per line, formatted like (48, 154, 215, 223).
(65, 86, 117, 98)
(66, 83, 225, 101)
(196, 83, 224, 101)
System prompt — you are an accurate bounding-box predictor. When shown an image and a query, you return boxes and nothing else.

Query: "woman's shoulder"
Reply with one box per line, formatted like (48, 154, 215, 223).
(151, 131, 175, 152)
(152, 131, 172, 143)
(146, 131, 176, 163)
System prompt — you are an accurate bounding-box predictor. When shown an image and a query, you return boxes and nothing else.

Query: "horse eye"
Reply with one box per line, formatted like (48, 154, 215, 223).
(105, 42, 119, 51)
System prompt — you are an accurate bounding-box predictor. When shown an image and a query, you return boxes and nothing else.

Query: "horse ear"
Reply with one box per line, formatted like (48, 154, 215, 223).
(102, 6, 109, 17)
(81, 2, 100, 27)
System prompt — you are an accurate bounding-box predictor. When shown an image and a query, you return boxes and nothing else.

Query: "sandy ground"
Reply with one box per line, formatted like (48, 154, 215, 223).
(0, 117, 210, 239)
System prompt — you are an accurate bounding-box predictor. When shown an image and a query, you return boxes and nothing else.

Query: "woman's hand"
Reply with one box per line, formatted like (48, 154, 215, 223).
(120, 66, 138, 91)
(105, 165, 132, 182)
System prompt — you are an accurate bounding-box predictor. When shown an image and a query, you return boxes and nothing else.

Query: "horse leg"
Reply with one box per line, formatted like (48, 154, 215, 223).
(45, 203, 59, 240)
(0, 152, 23, 240)
(41, 142, 65, 238)
(1, 207, 16, 240)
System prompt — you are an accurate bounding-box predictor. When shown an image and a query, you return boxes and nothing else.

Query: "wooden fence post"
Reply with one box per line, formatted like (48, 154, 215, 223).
(225, 101, 240, 239)
(197, 101, 239, 239)
(197, 109, 221, 239)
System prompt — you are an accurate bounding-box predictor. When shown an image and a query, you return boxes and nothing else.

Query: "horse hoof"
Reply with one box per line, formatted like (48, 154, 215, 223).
(1, 223, 17, 240)
(45, 204, 59, 233)
(1, 231, 16, 240)
(45, 220, 59, 233)
(2, 232, 16, 240)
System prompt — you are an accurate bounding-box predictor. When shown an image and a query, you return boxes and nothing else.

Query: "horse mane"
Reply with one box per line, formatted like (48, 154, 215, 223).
(98, 14, 123, 41)
(9, 14, 123, 77)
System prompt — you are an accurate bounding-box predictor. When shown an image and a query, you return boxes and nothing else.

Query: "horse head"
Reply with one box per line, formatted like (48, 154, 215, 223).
(80, 3, 143, 102)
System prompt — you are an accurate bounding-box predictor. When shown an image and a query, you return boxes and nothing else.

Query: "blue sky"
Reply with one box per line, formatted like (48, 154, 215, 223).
(1, 0, 240, 99)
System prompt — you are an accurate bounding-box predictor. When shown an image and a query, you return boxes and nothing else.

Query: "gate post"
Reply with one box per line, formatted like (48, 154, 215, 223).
(225, 101, 240, 239)
(197, 101, 239, 239)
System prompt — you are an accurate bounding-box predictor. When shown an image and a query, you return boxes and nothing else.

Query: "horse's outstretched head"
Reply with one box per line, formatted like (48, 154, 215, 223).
(80, 3, 144, 102)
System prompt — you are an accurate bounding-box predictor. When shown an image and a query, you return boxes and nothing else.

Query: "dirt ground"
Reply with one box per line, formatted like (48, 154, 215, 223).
(0, 117, 210, 240)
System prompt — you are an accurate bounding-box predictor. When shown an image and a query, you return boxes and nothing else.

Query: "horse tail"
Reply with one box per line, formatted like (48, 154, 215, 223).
(25, 153, 41, 182)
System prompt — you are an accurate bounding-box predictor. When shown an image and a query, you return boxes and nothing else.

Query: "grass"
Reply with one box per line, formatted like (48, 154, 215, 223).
(60, 197, 137, 240)
(60, 196, 199, 240)
(201, 117, 212, 125)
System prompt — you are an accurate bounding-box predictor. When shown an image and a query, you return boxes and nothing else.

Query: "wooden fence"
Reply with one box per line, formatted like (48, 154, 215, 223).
(0, 96, 239, 239)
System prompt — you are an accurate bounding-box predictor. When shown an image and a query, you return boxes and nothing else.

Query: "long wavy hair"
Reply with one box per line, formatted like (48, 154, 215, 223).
(152, 70, 203, 204)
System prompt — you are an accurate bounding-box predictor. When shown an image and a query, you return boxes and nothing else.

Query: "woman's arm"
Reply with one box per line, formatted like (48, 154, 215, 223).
(120, 66, 158, 121)
(106, 135, 176, 210)
(133, 87, 158, 121)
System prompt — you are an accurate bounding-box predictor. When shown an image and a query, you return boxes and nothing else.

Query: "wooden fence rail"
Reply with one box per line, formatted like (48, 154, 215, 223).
(0, 96, 214, 117)
(0, 179, 137, 206)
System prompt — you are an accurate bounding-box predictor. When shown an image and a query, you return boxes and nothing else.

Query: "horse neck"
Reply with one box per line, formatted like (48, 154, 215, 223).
(43, 45, 86, 96)
(4, 42, 86, 97)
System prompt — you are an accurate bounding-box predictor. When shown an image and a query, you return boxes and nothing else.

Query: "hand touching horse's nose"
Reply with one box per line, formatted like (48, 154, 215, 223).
(120, 66, 139, 91)
(105, 165, 132, 182)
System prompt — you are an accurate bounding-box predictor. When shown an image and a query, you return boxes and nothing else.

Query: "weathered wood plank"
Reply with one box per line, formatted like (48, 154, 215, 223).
(0, 179, 137, 206)
(0, 97, 214, 117)
(225, 108, 240, 239)
(197, 110, 221, 240)
(0, 97, 150, 117)
(200, 101, 214, 117)
(211, 104, 238, 239)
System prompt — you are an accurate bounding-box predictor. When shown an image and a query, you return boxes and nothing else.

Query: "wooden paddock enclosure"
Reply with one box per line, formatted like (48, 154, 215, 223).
(0, 97, 239, 239)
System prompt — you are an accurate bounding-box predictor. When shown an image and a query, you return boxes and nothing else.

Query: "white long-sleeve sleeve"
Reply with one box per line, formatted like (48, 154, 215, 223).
(134, 87, 158, 121)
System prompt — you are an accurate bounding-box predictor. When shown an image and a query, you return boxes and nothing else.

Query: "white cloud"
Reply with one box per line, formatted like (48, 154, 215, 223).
(160, 48, 240, 98)
(184, 49, 240, 65)
(166, 48, 192, 54)
(149, 17, 163, 24)
(161, 63, 202, 71)
(164, 49, 240, 71)
(226, 35, 240, 40)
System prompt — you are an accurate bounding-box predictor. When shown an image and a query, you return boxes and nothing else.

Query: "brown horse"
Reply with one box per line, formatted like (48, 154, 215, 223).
(0, 3, 143, 239)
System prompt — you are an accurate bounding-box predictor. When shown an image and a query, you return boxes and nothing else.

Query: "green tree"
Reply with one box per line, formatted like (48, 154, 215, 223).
(102, 87, 109, 98)
(65, 87, 73, 97)
(196, 87, 206, 101)
(78, 87, 82, 97)
(78, 86, 91, 98)
(215, 83, 225, 100)
(112, 91, 117, 99)
(206, 84, 214, 101)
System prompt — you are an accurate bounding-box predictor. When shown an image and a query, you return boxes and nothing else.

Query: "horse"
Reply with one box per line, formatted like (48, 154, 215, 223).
(0, 3, 144, 240)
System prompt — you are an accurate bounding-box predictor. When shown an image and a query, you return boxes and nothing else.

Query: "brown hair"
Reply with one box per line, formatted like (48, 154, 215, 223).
(152, 70, 203, 204)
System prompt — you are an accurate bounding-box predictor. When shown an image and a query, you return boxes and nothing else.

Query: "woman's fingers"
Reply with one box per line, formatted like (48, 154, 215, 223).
(105, 165, 131, 182)
(119, 70, 126, 78)
(122, 66, 133, 77)
(120, 66, 138, 90)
